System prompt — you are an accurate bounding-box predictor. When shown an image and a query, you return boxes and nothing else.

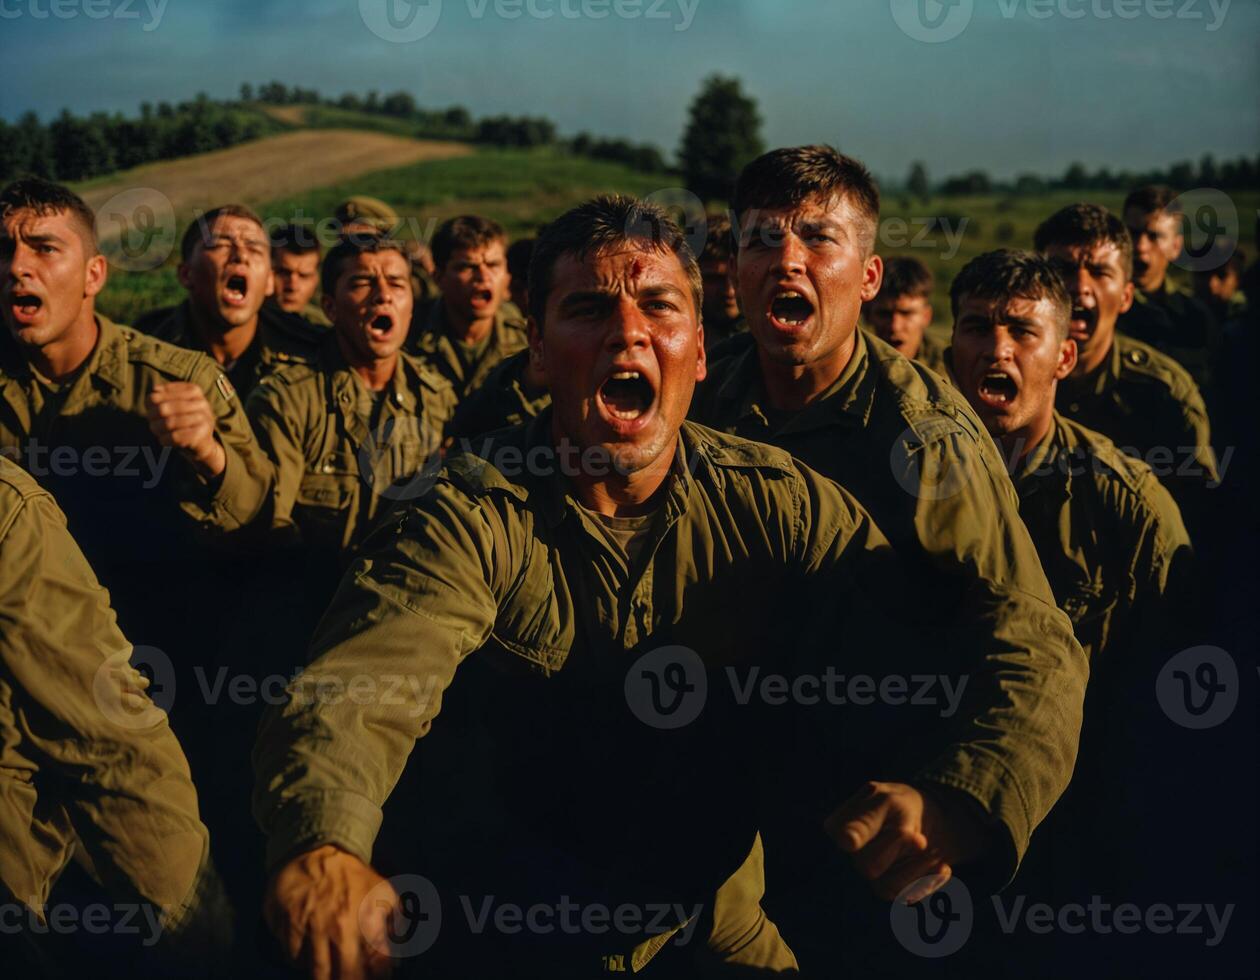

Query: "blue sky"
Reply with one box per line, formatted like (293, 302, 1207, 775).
(1, 0, 1256, 180)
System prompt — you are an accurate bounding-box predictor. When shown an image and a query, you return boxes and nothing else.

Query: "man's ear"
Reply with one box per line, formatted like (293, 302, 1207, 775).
(84, 253, 108, 299)
(177, 262, 192, 290)
(265, 268, 276, 299)
(1119, 280, 1135, 315)
(1056, 337, 1078, 380)
(321, 291, 336, 321)
(861, 254, 884, 303)
(695, 314, 707, 384)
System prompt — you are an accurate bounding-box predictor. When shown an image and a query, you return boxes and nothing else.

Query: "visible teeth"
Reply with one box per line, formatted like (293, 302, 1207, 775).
(607, 407, 643, 421)
(776, 291, 802, 300)
(610, 371, 640, 380)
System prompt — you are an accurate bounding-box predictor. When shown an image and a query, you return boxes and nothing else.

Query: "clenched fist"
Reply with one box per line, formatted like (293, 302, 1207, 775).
(147, 382, 226, 479)
(825, 781, 988, 904)
(264, 845, 398, 980)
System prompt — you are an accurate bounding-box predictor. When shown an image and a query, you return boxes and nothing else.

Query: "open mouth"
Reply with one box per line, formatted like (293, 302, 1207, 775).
(223, 275, 249, 307)
(598, 369, 656, 423)
(1069, 305, 1097, 340)
(977, 371, 1018, 407)
(367, 313, 395, 339)
(10, 293, 43, 322)
(768, 290, 814, 329)
(470, 288, 494, 306)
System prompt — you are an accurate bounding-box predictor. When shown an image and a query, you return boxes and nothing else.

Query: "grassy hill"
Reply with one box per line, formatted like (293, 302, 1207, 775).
(83, 116, 1259, 329)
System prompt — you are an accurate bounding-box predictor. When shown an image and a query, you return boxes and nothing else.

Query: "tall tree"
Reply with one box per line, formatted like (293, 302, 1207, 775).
(907, 161, 930, 202)
(678, 75, 764, 204)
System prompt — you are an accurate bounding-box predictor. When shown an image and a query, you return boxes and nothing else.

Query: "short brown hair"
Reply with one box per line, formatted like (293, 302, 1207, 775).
(0, 177, 99, 254)
(180, 204, 266, 262)
(528, 195, 702, 328)
(731, 145, 881, 253)
(321, 235, 411, 297)
(1033, 203, 1134, 280)
(431, 215, 506, 271)
(1123, 184, 1182, 219)
(271, 222, 321, 258)
(950, 249, 1071, 339)
(876, 256, 933, 301)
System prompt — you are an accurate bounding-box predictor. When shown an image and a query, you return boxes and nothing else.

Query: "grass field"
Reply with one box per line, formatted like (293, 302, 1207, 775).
(84, 123, 1259, 330)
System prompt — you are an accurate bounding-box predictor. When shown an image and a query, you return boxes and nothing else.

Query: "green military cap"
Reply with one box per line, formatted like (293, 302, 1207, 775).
(333, 196, 400, 234)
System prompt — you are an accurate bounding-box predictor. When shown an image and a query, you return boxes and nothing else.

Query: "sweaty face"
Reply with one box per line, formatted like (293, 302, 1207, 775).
(864, 292, 932, 356)
(951, 294, 1075, 440)
(437, 241, 509, 323)
(534, 245, 705, 474)
(179, 215, 274, 331)
(734, 195, 881, 369)
(1124, 207, 1181, 291)
(326, 251, 414, 364)
(1042, 241, 1132, 370)
(273, 249, 320, 313)
(700, 257, 740, 325)
(0, 208, 104, 350)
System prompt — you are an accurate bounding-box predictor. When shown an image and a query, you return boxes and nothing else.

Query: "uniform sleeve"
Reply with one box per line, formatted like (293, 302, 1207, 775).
(245, 377, 311, 539)
(0, 486, 210, 917)
(178, 359, 275, 532)
(896, 432, 1088, 878)
(251, 473, 524, 870)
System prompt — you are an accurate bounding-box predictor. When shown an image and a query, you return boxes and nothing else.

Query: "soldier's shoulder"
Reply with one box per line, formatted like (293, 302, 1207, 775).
(441, 428, 533, 506)
(1059, 415, 1185, 533)
(251, 357, 322, 399)
(706, 328, 756, 367)
(400, 349, 457, 395)
(259, 307, 324, 365)
(684, 421, 801, 479)
(115, 320, 216, 382)
(0, 458, 54, 539)
(865, 333, 986, 445)
(1113, 335, 1202, 403)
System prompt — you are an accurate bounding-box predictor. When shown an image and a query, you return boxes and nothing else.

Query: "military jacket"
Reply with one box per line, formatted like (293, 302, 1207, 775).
(1014, 413, 1194, 663)
(691, 329, 1088, 871)
(0, 459, 210, 925)
(246, 335, 456, 559)
(1118, 277, 1220, 391)
(143, 299, 322, 398)
(1055, 332, 1217, 527)
(0, 315, 273, 573)
(407, 300, 529, 400)
(447, 348, 550, 439)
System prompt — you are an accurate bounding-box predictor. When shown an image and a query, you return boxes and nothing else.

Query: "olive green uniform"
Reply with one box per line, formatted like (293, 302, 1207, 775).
(253, 414, 1080, 973)
(142, 299, 322, 398)
(0, 315, 273, 570)
(1055, 332, 1217, 535)
(1118, 276, 1220, 391)
(913, 329, 950, 377)
(245, 334, 457, 562)
(407, 299, 529, 401)
(691, 329, 1087, 974)
(447, 348, 550, 439)
(0, 458, 225, 964)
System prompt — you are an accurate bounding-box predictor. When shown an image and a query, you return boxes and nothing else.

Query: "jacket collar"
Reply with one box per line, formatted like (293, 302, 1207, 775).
(711, 328, 877, 436)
